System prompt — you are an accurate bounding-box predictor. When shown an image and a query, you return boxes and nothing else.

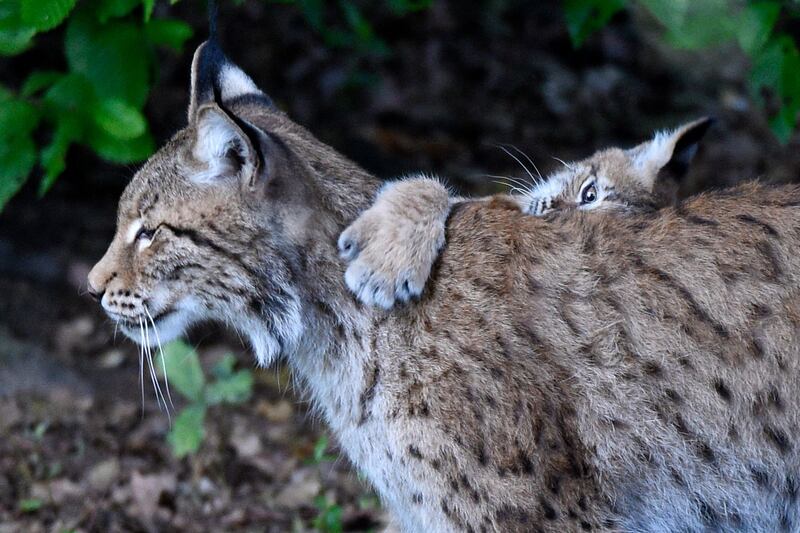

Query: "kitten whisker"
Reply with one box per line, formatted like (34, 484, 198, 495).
(495, 144, 537, 186)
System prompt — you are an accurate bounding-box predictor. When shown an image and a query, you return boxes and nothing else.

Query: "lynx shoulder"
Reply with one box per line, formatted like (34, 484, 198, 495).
(339, 118, 712, 308)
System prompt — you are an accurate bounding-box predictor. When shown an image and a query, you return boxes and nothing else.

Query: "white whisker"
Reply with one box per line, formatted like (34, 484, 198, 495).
(144, 319, 169, 419)
(495, 144, 537, 185)
(552, 156, 574, 171)
(503, 144, 543, 183)
(145, 305, 174, 409)
(486, 175, 533, 195)
(138, 318, 146, 416)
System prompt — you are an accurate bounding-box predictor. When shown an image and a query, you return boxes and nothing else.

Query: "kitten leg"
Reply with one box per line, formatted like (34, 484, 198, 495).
(338, 175, 452, 309)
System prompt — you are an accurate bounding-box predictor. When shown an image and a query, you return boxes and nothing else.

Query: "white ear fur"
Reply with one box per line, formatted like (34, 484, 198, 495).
(188, 40, 264, 121)
(192, 104, 257, 184)
(218, 63, 260, 101)
(628, 117, 711, 189)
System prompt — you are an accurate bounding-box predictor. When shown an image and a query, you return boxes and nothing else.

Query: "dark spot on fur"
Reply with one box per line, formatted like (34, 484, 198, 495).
(643, 361, 663, 377)
(714, 379, 732, 402)
(686, 215, 719, 227)
(408, 445, 423, 459)
(736, 213, 778, 236)
(664, 389, 681, 404)
(540, 498, 557, 520)
(698, 500, 719, 527)
(764, 425, 791, 454)
(751, 467, 770, 488)
(358, 363, 380, 426)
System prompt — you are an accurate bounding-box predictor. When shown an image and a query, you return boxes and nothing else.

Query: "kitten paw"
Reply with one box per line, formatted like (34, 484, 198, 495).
(338, 178, 450, 309)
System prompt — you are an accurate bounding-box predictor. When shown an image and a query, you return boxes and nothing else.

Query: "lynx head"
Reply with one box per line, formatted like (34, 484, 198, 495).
(87, 40, 376, 366)
(524, 118, 712, 215)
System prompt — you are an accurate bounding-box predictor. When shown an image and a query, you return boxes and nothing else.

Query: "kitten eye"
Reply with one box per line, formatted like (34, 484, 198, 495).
(135, 226, 156, 241)
(580, 181, 598, 205)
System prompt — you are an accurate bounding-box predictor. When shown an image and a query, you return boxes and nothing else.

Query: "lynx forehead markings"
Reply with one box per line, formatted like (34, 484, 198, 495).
(86, 34, 800, 531)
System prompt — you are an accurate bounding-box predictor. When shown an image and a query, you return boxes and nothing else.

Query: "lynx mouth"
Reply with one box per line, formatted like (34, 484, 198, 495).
(113, 307, 176, 333)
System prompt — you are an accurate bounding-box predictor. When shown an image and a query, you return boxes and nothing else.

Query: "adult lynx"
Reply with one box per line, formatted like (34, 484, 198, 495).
(87, 38, 800, 531)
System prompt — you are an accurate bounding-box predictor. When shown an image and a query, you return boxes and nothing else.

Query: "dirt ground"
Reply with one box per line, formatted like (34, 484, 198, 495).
(1, 1, 799, 531)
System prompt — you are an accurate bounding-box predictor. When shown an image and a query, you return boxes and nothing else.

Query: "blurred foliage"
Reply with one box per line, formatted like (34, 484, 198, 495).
(156, 340, 254, 458)
(0, 0, 193, 210)
(1, 0, 797, 211)
(564, 0, 800, 142)
(0, 0, 432, 212)
(312, 494, 344, 533)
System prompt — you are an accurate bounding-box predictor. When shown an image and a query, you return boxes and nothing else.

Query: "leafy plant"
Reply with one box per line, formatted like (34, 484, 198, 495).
(307, 434, 337, 464)
(0, 0, 193, 210)
(156, 340, 254, 458)
(18, 498, 43, 513)
(563, 0, 800, 141)
(312, 494, 344, 533)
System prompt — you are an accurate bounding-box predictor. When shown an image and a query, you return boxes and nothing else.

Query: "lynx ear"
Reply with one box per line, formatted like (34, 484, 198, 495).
(191, 103, 260, 186)
(188, 40, 266, 121)
(628, 117, 713, 190)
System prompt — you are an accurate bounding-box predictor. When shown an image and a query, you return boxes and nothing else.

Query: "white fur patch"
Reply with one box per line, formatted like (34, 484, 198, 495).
(126, 219, 143, 244)
(631, 128, 675, 173)
(522, 169, 572, 215)
(192, 109, 244, 183)
(218, 64, 260, 101)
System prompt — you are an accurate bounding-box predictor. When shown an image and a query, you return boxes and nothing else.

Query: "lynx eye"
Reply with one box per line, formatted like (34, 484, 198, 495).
(135, 226, 156, 241)
(580, 181, 598, 205)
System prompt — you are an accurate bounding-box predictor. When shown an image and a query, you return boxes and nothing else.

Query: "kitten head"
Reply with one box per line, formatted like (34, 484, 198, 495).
(86, 40, 375, 366)
(524, 118, 712, 215)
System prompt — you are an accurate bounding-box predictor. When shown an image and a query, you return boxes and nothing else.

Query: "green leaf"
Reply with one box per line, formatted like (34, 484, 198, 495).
(0, 3, 37, 55)
(142, 0, 154, 21)
(0, 98, 40, 139)
(20, 0, 76, 31)
(21, 70, 63, 97)
(86, 126, 154, 163)
(155, 340, 205, 402)
(65, 13, 150, 107)
(563, 0, 626, 47)
(91, 98, 146, 140)
(736, 1, 781, 56)
(639, 0, 732, 50)
(167, 405, 206, 458)
(0, 134, 36, 211)
(210, 353, 236, 380)
(18, 498, 43, 513)
(39, 113, 81, 195)
(751, 34, 800, 141)
(205, 370, 253, 405)
(95, 0, 141, 24)
(42, 72, 94, 113)
(144, 18, 193, 51)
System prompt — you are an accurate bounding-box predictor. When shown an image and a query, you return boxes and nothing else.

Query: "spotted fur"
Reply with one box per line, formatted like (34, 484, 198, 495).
(89, 42, 800, 532)
(339, 118, 712, 308)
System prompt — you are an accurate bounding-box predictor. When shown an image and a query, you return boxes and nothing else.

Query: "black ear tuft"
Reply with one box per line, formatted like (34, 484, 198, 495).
(187, 2, 272, 121)
(661, 116, 714, 182)
(188, 39, 225, 119)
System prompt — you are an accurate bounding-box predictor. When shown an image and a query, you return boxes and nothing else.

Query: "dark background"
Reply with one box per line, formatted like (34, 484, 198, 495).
(1, 1, 799, 531)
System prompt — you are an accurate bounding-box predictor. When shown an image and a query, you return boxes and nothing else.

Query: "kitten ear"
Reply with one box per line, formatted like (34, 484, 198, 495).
(188, 39, 266, 121)
(628, 117, 713, 190)
(191, 103, 260, 186)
